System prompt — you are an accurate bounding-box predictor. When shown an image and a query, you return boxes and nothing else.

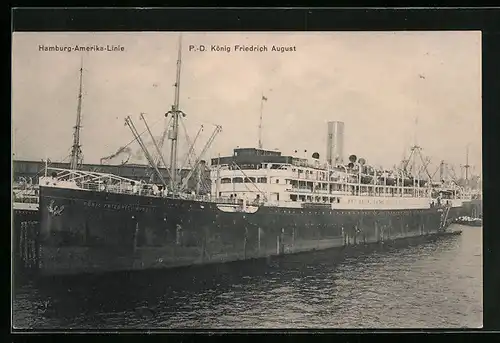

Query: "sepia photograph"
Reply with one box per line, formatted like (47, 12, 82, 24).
(12, 31, 482, 329)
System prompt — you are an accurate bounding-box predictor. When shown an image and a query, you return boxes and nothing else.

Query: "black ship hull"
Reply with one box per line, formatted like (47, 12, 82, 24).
(35, 186, 462, 276)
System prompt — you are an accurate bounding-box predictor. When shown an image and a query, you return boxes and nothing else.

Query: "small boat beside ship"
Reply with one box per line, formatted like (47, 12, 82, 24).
(453, 216, 482, 227)
(13, 178, 39, 229)
(13, 178, 39, 219)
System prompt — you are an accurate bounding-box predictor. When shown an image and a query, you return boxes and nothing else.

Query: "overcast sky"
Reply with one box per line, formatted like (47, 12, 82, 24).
(12, 31, 481, 176)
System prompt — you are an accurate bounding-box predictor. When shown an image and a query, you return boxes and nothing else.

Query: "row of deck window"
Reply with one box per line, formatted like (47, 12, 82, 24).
(289, 194, 341, 203)
(218, 177, 432, 195)
(220, 177, 324, 185)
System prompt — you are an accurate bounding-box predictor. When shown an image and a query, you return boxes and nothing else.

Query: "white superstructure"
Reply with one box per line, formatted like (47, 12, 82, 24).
(210, 157, 467, 211)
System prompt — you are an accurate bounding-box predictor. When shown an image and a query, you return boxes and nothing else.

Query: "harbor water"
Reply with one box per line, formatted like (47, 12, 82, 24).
(12, 224, 482, 329)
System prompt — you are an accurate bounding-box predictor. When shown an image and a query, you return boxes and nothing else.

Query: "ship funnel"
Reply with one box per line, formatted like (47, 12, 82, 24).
(326, 121, 345, 166)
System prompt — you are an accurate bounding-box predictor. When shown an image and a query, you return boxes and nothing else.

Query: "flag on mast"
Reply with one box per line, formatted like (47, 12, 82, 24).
(262, 95, 268, 101)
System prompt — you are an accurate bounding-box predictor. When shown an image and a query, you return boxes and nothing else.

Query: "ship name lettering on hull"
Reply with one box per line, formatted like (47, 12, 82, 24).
(347, 199, 385, 205)
(82, 200, 153, 213)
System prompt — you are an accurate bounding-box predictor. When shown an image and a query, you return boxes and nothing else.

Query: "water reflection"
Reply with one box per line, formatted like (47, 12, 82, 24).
(13, 225, 482, 329)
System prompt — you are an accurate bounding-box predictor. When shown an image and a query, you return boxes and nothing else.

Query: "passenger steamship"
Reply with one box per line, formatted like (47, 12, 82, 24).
(35, 140, 466, 276)
(21, 36, 468, 276)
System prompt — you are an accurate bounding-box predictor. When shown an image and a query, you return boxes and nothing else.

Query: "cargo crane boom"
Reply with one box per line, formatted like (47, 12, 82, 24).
(139, 113, 173, 187)
(179, 122, 204, 172)
(153, 115, 172, 168)
(125, 116, 167, 186)
(180, 125, 222, 191)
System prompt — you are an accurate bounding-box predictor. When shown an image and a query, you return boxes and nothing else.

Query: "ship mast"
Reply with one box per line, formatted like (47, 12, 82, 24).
(70, 57, 84, 170)
(401, 116, 420, 175)
(258, 93, 267, 149)
(439, 160, 445, 182)
(464, 144, 471, 185)
(410, 115, 420, 176)
(166, 34, 186, 193)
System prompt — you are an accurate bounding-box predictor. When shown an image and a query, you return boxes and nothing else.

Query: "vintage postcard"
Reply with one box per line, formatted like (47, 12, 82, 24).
(12, 31, 482, 330)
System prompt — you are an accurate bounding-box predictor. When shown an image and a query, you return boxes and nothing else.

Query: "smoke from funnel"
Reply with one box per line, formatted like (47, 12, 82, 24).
(100, 146, 132, 164)
(126, 135, 166, 164)
(133, 148, 144, 161)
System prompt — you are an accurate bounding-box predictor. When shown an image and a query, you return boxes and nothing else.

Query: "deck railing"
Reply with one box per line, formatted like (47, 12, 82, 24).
(36, 166, 470, 207)
(13, 194, 39, 204)
(40, 167, 258, 205)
